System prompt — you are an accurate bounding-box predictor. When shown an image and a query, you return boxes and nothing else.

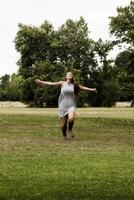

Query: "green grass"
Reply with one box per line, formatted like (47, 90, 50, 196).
(0, 107, 134, 200)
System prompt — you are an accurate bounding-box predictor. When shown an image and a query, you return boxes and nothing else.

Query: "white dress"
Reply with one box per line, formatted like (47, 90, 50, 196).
(58, 82, 77, 118)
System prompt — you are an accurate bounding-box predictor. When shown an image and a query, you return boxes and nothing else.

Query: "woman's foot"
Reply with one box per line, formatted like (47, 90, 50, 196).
(69, 131, 75, 139)
(63, 136, 68, 140)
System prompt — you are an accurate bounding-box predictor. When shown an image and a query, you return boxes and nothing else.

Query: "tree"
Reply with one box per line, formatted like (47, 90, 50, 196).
(109, 1, 134, 45)
(109, 1, 134, 105)
(57, 17, 96, 83)
(15, 20, 55, 79)
(0, 74, 21, 101)
(14, 18, 96, 107)
(0, 74, 10, 100)
(15, 20, 65, 107)
(20, 61, 66, 107)
(115, 49, 134, 102)
(6, 74, 22, 101)
(90, 39, 120, 107)
(15, 17, 123, 107)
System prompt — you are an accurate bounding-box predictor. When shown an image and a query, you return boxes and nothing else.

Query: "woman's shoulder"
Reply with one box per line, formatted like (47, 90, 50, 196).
(59, 81, 64, 86)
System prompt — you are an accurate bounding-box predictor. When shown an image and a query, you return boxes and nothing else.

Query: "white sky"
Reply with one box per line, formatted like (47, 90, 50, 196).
(0, 0, 131, 76)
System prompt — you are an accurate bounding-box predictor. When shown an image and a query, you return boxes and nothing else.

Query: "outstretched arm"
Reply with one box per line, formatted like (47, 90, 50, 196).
(35, 79, 63, 87)
(79, 85, 97, 93)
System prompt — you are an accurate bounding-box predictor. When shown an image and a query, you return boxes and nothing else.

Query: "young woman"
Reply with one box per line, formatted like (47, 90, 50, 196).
(35, 72, 97, 140)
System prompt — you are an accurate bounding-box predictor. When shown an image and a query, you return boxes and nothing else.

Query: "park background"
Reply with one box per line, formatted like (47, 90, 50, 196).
(0, 0, 133, 108)
(0, 1, 134, 200)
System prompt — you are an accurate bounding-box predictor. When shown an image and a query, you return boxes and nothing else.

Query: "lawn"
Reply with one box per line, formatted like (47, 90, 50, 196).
(0, 107, 134, 200)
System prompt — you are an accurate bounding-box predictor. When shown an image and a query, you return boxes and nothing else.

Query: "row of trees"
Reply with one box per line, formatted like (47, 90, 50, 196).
(0, 1, 134, 107)
(0, 73, 21, 101)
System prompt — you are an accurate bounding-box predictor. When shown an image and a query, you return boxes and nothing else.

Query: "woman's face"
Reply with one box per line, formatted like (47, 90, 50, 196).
(66, 72, 73, 80)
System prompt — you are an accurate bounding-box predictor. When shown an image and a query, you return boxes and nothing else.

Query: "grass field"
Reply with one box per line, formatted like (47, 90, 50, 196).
(0, 107, 134, 200)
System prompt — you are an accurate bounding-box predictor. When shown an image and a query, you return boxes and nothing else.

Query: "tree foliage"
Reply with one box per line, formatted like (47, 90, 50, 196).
(115, 49, 134, 101)
(109, 1, 134, 105)
(0, 74, 22, 101)
(109, 1, 134, 45)
(14, 15, 132, 107)
(15, 18, 100, 107)
(90, 39, 120, 107)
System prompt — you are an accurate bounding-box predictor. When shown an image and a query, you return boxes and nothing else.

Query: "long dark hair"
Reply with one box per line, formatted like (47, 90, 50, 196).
(74, 83, 80, 96)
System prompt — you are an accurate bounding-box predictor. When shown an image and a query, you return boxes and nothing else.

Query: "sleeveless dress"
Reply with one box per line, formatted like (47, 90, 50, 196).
(58, 82, 77, 118)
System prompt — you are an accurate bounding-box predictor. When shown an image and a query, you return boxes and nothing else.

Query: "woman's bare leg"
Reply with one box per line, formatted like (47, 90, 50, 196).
(68, 112, 75, 138)
(60, 116, 68, 139)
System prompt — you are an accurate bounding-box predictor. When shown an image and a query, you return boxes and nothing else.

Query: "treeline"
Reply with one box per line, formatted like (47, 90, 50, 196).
(0, 73, 21, 101)
(0, 1, 134, 107)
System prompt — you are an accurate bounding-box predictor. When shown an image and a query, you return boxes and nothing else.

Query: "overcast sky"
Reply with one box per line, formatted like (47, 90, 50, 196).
(0, 0, 131, 76)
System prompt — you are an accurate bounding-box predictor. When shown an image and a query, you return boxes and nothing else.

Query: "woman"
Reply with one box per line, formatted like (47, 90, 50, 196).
(35, 72, 97, 140)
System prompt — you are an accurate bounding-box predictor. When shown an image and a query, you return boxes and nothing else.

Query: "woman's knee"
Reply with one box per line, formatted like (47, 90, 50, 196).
(68, 112, 75, 122)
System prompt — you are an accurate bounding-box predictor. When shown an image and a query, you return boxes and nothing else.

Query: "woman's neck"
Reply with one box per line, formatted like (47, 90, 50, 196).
(66, 79, 72, 84)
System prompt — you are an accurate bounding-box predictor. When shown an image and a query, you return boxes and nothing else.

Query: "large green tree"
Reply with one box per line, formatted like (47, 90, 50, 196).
(15, 16, 123, 107)
(109, 1, 134, 105)
(115, 49, 134, 102)
(109, 0, 134, 45)
(15, 20, 65, 107)
(90, 39, 120, 107)
(15, 18, 96, 107)
(15, 20, 56, 78)
(0, 74, 21, 101)
(0, 74, 10, 100)
(56, 17, 97, 106)
(57, 17, 96, 80)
